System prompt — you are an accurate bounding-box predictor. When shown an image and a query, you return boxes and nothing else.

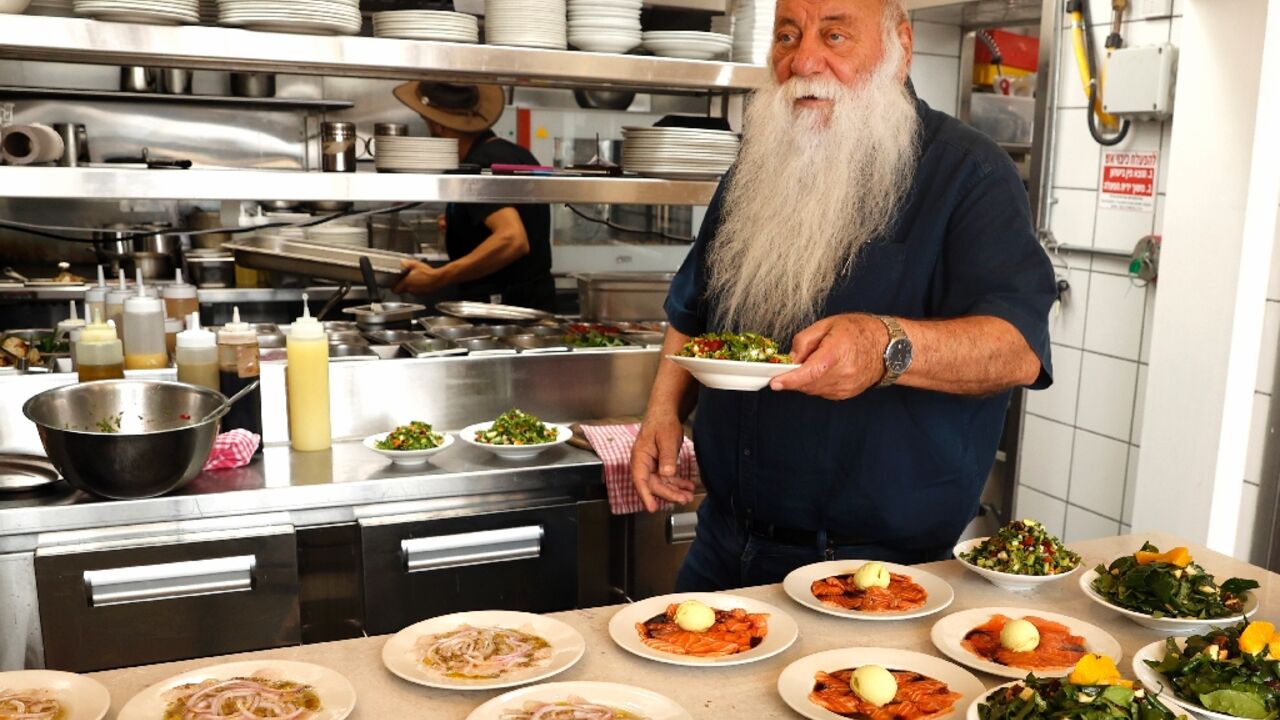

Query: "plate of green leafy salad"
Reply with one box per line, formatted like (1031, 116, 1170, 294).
(365, 421, 453, 466)
(667, 332, 798, 391)
(1082, 543, 1259, 633)
(954, 519, 1081, 591)
(463, 409, 571, 460)
(1134, 621, 1280, 720)
(971, 656, 1189, 720)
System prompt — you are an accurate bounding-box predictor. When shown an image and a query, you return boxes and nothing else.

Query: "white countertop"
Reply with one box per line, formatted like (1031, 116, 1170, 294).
(89, 531, 1280, 719)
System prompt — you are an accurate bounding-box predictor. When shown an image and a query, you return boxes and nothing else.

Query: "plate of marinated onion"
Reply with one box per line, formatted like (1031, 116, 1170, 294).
(0, 669, 111, 720)
(116, 659, 355, 720)
(464, 681, 692, 720)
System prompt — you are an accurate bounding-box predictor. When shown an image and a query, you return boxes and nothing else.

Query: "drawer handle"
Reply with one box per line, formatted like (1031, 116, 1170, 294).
(668, 512, 697, 544)
(401, 526, 544, 573)
(83, 555, 256, 607)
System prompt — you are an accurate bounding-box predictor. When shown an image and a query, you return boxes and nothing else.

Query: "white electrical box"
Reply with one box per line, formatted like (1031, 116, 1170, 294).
(1131, 0, 1174, 19)
(1102, 44, 1178, 120)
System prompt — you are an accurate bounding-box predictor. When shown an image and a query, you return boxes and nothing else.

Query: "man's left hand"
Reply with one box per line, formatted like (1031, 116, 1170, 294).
(769, 313, 890, 400)
(392, 259, 448, 295)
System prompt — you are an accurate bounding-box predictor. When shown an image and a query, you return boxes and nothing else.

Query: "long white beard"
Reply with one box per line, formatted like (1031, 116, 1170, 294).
(706, 33, 921, 341)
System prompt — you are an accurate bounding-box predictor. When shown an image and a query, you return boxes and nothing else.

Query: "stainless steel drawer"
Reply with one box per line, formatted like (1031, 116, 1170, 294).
(625, 494, 704, 600)
(359, 503, 579, 635)
(35, 526, 300, 672)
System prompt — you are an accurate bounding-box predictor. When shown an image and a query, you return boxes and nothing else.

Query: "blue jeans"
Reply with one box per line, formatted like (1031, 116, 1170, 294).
(675, 501, 952, 592)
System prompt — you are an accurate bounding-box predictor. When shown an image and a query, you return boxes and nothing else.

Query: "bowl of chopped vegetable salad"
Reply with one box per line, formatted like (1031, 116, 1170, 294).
(364, 421, 454, 466)
(954, 519, 1082, 592)
(666, 332, 798, 392)
(462, 409, 572, 460)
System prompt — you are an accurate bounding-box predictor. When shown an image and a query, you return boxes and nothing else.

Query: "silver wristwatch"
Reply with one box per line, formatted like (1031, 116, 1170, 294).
(875, 315, 912, 388)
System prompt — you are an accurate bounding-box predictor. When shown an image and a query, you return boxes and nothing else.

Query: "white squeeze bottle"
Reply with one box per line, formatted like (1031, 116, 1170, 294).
(84, 265, 109, 323)
(163, 268, 198, 321)
(175, 313, 218, 391)
(122, 270, 168, 370)
(105, 270, 132, 335)
(56, 301, 85, 343)
(286, 293, 331, 451)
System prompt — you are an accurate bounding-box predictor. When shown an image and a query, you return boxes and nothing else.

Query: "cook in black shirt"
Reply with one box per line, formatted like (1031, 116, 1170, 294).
(391, 82, 555, 310)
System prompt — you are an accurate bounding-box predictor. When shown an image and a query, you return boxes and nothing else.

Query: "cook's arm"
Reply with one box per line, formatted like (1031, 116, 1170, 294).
(631, 327, 698, 511)
(432, 207, 529, 285)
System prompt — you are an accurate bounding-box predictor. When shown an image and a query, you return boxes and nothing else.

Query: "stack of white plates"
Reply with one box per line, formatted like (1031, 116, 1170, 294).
(567, 0, 640, 54)
(199, 0, 216, 24)
(26, 0, 75, 16)
(217, 0, 361, 35)
(622, 126, 739, 179)
(484, 0, 566, 50)
(307, 224, 369, 248)
(73, 0, 200, 24)
(731, 0, 774, 64)
(373, 10, 479, 42)
(709, 14, 732, 35)
(374, 136, 459, 174)
(641, 30, 732, 60)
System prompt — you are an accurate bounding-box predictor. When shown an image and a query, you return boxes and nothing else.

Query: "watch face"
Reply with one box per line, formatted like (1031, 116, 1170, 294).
(885, 337, 912, 374)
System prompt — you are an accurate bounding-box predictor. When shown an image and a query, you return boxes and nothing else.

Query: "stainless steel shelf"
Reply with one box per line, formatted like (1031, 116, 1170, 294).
(0, 166, 718, 204)
(0, 285, 372, 303)
(0, 15, 768, 93)
(0, 85, 354, 110)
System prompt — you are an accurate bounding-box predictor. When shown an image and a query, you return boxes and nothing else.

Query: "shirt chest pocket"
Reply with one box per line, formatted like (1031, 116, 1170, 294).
(825, 241, 908, 316)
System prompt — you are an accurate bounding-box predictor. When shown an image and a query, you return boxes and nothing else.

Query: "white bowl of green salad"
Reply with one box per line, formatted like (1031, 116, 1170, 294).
(954, 519, 1082, 592)
(666, 332, 799, 392)
(364, 421, 454, 466)
(462, 409, 572, 461)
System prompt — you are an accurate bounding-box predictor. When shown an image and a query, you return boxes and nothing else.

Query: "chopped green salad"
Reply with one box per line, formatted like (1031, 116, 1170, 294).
(564, 324, 626, 348)
(960, 519, 1080, 576)
(1091, 542, 1259, 619)
(979, 674, 1184, 720)
(1147, 621, 1280, 719)
(377, 421, 444, 451)
(678, 332, 792, 363)
(475, 409, 559, 446)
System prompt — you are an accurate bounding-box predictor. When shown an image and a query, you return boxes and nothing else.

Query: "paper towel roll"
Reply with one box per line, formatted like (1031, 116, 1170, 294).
(1, 123, 66, 165)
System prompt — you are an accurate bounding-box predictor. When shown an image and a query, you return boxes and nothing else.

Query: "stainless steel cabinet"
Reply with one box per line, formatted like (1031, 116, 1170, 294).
(34, 525, 301, 672)
(615, 494, 704, 600)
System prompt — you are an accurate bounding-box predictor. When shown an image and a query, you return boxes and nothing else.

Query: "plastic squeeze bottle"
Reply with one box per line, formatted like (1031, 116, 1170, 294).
(286, 293, 332, 451)
(84, 265, 109, 323)
(163, 268, 198, 321)
(105, 270, 132, 335)
(122, 270, 168, 370)
(75, 308, 125, 382)
(165, 317, 183, 358)
(218, 306, 263, 446)
(175, 312, 218, 391)
(56, 301, 85, 343)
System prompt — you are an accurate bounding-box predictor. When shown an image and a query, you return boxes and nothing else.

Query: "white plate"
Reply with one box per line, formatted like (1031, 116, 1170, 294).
(460, 421, 572, 460)
(0, 670, 110, 720)
(607, 591, 798, 667)
(782, 560, 955, 621)
(952, 537, 1082, 592)
(1079, 568, 1259, 634)
(382, 610, 585, 690)
(666, 354, 796, 391)
(1132, 639, 1241, 720)
(930, 606, 1123, 679)
(778, 647, 986, 720)
(363, 430, 453, 466)
(117, 659, 356, 720)
(466, 681, 692, 720)
(964, 681, 1019, 720)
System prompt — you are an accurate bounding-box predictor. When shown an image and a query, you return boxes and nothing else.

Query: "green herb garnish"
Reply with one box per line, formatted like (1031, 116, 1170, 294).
(961, 519, 1080, 576)
(980, 674, 1185, 720)
(1147, 621, 1280, 719)
(564, 324, 626, 348)
(1091, 542, 1259, 619)
(475, 409, 559, 446)
(377, 421, 443, 451)
(95, 412, 122, 433)
(678, 332, 791, 363)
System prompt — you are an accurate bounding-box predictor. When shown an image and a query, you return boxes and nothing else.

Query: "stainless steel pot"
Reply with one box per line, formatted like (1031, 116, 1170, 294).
(159, 68, 192, 95)
(573, 89, 637, 111)
(122, 251, 174, 280)
(22, 380, 228, 499)
(575, 272, 674, 322)
(185, 249, 235, 288)
(120, 66, 158, 93)
(230, 72, 276, 98)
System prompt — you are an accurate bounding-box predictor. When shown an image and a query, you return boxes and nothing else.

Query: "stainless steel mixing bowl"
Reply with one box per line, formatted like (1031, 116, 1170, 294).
(22, 380, 229, 499)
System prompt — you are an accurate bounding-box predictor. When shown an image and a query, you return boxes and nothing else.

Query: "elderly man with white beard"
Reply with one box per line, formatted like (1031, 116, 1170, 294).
(630, 0, 1057, 591)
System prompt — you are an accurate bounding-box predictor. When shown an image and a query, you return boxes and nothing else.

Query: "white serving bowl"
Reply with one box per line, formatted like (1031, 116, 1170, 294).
(1079, 568, 1259, 634)
(952, 537, 1081, 592)
(666, 354, 797, 391)
(363, 430, 454, 466)
(461, 421, 572, 460)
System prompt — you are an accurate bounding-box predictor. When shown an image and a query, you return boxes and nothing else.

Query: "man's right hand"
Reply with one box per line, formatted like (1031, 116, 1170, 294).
(630, 412, 695, 512)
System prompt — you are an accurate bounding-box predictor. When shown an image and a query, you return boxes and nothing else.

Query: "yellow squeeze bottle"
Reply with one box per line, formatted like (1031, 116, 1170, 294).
(286, 293, 331, 451)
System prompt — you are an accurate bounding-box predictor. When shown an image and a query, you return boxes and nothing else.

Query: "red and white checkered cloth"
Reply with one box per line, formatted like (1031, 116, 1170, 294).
(203, 429, 261, 471)
(580, 422, 698, 515)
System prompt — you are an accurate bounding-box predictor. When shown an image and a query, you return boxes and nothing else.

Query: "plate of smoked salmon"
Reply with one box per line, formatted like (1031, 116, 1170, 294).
(606, 592, 799, 667)
(777, 647, 986, 720)
(929, 607, 1122, 680)
(782, 560, 955, 620)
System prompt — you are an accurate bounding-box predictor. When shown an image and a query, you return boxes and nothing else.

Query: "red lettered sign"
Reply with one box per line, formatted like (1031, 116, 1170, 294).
(1099, 150, 1158, 212)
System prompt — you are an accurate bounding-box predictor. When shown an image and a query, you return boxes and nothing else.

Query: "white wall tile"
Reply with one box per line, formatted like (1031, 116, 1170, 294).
(1048, 189, 1098, 250)
(1019, 415, 1074, 499)
(1123, 447, 1140, 524)
(1076, 352, 1139, 440)
(1170, 17, 1182, 45)
(1093, 206, 1155, 253)
(1047, 264, 1090, 348)
(1246, 392, 1272, 485)
(1158, 120, 1173, 195)
(1084, 272, 1147, 360)
(910, 54, 960, 116)
(1237, 482, 1260, 563)
(1069, 430, 1129, 519)
(1121, 18, 1172, 48)
(1259, 300, 1280, 395)
(1028, 345, 1081, 425)
(1065, 504, 1121, 543)
(1153, 194, 1166, 237)
(1016, 486, 1068, 538)
(1140, 285, 1157, 363)
(912, 21, 962, 57)
(1172, 0, 1184, 17)
(1057, 28, 1090, 110)
(1270, 205, 1280, 301)
(1053, 108, 1102, 189)
(1133, 364, 1148, 444)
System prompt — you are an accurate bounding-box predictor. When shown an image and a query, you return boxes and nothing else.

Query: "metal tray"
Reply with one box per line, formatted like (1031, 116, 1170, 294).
(364, 329, 426, 344)
(418, 316, 474, 329)
(453, 337, 517, 356)
(620, 331, 666, 348)
(523, 324, 568, 337)
(329, 342, 378, 360)
(0, 453, 62, 493)
(473, 324, 526, 338)
(224, 235, 411, 286)
(435, 300, 555, 322)
(326, 330, 367, 345)
(427, 325, 496, 341)
(400, 337, 468, 358)
(342, 302, 424, 324)
(502, 335, 571, 354)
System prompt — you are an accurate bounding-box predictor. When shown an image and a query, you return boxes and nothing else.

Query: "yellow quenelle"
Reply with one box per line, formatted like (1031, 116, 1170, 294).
(673, 600, 716, 633)
(850, 665, 898, 707)
(1239, 621, 1280, 658)
(1068, 655, 1133, 688)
